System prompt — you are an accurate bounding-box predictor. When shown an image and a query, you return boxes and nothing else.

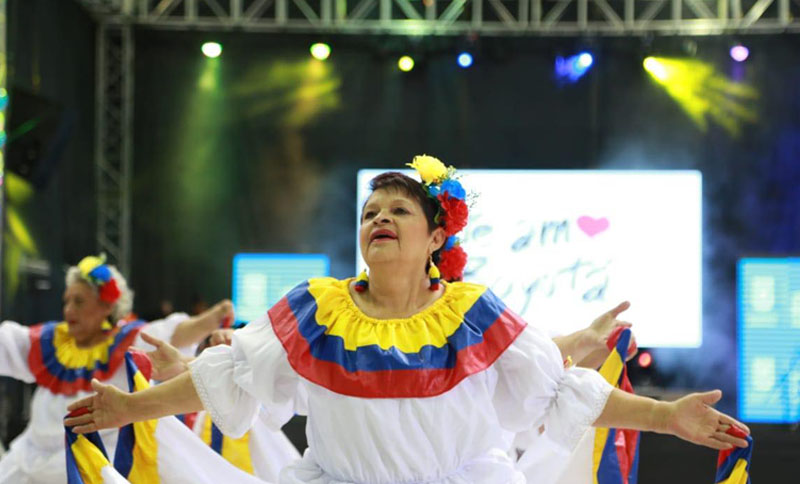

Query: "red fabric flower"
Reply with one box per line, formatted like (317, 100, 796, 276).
(437, 194, 469, 236)
(99, 279, 121, 303)
(438, 245, 467, 282)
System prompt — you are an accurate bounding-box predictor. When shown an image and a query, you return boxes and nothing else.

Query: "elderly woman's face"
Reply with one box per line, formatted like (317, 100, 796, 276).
(360, 188, 443, 271)
(63, 281, 112, 345)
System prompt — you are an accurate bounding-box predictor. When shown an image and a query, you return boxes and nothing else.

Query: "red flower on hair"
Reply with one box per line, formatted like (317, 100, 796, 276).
(438, 245, 467, 282)
(99, 279, 121, 303)
(437, 194, 469, 236)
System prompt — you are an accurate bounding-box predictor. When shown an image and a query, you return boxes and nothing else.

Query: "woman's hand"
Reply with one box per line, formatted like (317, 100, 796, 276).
(169, 299, 236, 348)
(215, 299, 235, 328)
(596, 388, 750, 452)
(65, 379, 132, 434)
(578, 301, 637, 368)
(208, 328, 234, 347)
(136, 332, 188, 381)
(661, 390, 750, 450)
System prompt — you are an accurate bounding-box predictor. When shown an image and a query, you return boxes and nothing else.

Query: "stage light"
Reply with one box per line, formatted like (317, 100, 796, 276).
(457, 52, 473, 68)
(642, 56, 758, 136)
(637, 352, 653, 369)
(310, 43, 331, 61)
(201, 42, 222, 58)
(576, 52, 593, 69)
(398, 56, 415, 72)
(730, 44, 749, 62)
(555, 51, 594, 82)
(643, 57, 668, 82)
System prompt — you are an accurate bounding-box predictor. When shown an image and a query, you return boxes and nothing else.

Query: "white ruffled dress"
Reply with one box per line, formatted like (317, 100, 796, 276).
(0, 313, 188, 484)
(189, 278, 613, 484)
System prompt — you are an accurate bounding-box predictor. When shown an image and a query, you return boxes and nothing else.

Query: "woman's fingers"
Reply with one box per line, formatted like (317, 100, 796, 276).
(714, 431, 749, 448)
(608, 301, 631, 318)
(140, 332, 164, 348)
(64, 413, 95, 427)
(91, 378, 108, 393)
(72, 423, 99, 435)
(719, 413, 751, 435)
(209, 329, 234, 347)
(698, 389, 723, 406)
(67, 396, 94, 412)
(698, 435, 732, 450)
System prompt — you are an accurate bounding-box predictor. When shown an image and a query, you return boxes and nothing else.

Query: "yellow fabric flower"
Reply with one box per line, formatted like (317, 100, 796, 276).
(77, 255, 105, 278)
(406, 155, 448, 184)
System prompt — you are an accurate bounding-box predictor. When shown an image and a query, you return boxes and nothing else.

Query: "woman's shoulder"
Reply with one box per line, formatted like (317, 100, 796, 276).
(284, 277, 351, 299)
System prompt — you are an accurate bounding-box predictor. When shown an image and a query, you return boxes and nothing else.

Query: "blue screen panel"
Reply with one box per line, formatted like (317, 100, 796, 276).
(232, 253, 330, 326)
(738, 257, 800, 423)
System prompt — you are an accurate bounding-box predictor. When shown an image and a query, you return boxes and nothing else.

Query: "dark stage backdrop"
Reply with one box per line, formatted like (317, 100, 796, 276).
(0, 0, 96, 446)
(2, 0, 97, 320)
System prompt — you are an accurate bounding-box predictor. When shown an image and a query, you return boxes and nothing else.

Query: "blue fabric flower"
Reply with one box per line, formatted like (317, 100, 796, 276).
(427, 184, 441, 198)
(89, 265, 112, 283)
(439, 179, 466, 200)
(444, 236, 457, 251)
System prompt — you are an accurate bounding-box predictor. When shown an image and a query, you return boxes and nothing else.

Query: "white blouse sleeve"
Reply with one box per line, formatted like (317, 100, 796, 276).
(0, 321, 35, 382)
(188, 313, 301, 438)
(493, 324, 613, 453)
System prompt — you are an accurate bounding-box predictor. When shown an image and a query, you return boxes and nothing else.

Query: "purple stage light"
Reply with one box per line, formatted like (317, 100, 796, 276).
(730, 44, 749, 62)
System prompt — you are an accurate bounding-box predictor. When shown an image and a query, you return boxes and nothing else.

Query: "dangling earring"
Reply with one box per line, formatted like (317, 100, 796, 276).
(101, 320, 113, 331)
(428, 256, 441, 291)
(354, 270, 369, 293)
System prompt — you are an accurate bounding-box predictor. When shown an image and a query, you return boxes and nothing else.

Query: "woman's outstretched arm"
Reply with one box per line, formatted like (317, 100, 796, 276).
(0, 321, 35, 382)
(594, 388, 750, 450)
(169, 299, 234, 349)
(64, 371, 203, 434)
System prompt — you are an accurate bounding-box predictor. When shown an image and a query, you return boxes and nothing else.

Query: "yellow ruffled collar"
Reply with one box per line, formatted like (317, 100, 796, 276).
(269, 277, 527, 398)
(338, 278, 459, 325)
(53, 322, 117, 369)
(28, 320, 145, 395)
(306, 277, 487, 352)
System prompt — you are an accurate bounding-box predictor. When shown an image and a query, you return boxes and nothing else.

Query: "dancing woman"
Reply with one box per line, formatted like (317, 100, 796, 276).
(68, 158, 748, 483)
(0, 255, 231, 483)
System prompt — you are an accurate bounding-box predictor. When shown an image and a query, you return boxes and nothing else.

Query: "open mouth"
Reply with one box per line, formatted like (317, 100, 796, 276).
(370, 229, 398, 243)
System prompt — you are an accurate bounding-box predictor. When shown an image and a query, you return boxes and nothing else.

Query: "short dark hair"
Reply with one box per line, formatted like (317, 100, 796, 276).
(366, 171, 444, 264)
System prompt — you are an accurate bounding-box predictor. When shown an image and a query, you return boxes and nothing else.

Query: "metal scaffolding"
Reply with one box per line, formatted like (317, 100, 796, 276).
(80, 0, 800, 35)
(94, 23, 134, 276)
(77, 0, 798, 274)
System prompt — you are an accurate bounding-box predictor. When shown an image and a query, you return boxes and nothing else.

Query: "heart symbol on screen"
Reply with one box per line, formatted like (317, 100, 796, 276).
(577, 216, 609, 237)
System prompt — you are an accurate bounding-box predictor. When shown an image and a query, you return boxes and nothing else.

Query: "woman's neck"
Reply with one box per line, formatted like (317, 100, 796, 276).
(73, 328, 110, 348)
(358, 265, 441, 319)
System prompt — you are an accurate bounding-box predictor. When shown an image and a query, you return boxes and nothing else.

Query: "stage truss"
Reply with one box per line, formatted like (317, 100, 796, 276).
(77, 0, 799, 273)
(94, 22, 134, 276)
(80, 0, 800, 35)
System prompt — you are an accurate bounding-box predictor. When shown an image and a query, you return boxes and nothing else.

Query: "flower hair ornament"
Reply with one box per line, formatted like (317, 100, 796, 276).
(406, 154, 469, 283)
(77, 255, 122, 305)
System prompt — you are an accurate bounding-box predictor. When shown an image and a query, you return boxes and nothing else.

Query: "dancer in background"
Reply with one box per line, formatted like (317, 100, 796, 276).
(0, 255, 231, 484)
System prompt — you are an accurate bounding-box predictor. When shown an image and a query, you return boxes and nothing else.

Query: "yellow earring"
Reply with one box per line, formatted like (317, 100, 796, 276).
(429, 256, 441, 291)
(355, 270, 369, 293)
